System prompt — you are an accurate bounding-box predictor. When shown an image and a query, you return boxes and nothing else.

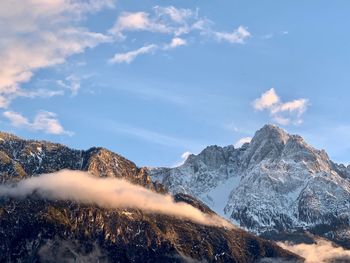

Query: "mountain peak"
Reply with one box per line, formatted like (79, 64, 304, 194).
(241, 124, 290, 166)
(150, 125, 350, 250)
(253, 124, 289, 144)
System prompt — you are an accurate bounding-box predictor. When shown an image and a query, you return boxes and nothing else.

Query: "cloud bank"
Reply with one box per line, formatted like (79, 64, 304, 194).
(253, 88, 309, 125)
(1, 2, 251, 135)
(279, 240, 350, 263)
(0, 0, 115, 135)
(0, 0, 114, 107)
(0, 170, 232, 228)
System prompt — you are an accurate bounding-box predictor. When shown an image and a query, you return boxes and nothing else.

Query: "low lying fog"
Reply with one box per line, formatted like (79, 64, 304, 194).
(279, 239, 350, 263)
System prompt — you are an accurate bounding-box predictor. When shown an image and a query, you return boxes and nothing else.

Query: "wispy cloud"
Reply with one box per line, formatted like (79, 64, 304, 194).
(261, 31, 289, 40)
(107, 122, 202, 149)
(109, 6, 197, 38)
(253, 88, 309, 125)
(114, 126, 192, 147)
(3, 111, 72, 136)
(214, 26, 251, 44)
(154, 6, 195, 24)
(110, 37, 187, 64)
(164, 37, 187, 50)
(16, 89, 64, 99)
(109, 44, 158, 64)
(56, 75, 83, 97)
(262, 33, 274, 40)
(0, 0, 114, 108)
(108, 6, 251, 64)
(109, 11, 171, 38)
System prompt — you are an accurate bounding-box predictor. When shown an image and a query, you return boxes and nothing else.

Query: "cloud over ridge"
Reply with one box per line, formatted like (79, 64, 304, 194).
(0, 170, 232, 228)
(253, 88, 309, 125)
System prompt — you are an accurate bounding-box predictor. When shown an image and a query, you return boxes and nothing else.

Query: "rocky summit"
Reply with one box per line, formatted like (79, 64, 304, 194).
(0, 131, 300, 262)
(150, 124, 350, 248)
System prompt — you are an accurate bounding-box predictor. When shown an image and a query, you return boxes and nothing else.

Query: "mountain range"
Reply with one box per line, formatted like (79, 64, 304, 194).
(150, 124, 350, 249)
(0, 130, 300, 262)
(1, 124, 349, 262)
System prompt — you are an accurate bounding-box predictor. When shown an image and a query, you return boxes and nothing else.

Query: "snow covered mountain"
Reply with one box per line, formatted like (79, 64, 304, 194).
(149, 124, 350, 248)
(0, 131, 299, 262)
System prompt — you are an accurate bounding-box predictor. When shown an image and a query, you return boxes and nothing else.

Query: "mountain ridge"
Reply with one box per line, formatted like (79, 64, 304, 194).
(0, 129, 299, 262)
(149, 124, 350, 249)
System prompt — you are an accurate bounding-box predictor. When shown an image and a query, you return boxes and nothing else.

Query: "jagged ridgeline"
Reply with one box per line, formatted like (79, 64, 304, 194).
(150, 125, 350, 249)
(0, 132, 300, 262)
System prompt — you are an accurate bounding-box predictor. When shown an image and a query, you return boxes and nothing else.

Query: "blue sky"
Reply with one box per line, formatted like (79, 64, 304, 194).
(1, 0, 350, 166)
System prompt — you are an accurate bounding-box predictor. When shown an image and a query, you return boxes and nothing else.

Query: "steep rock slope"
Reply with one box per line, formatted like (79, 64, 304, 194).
(0, 132, 298, 262)
(150, 125, 350, 248)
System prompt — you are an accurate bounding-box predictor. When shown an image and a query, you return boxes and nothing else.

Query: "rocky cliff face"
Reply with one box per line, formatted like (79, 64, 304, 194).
(0, 131, 299, 262)
(150, 125, 350, 248)
(0, 132, 157, 189)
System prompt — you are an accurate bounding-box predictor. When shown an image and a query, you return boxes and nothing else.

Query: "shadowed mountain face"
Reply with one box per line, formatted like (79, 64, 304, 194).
(0, 132, 300, 263)
(149, 125, 350, 249)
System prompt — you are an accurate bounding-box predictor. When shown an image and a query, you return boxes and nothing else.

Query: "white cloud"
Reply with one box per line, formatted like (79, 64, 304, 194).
(3, 111, 72, 136)
(253, 88, 309, 126)
(164, 37, 187, 49)
(109, 11, 171, 38)
(0, 170, 232, 228)
(154, 6, 194, 24)
(273, 98, 308, 115)
(108, 7, 251, 64)
(57, 75, 81, 96)
(279, 239, 350, 263)
(173, 151, 192, 167)
(181, 151, 192, 160)
(110, 12, 171, 39)
(234, 137, 252, 148)
(16, 89, 64, 99)
(0, 0, 114, 108)
(3, 111, 28, 127)
(0, 96, 12, 109)
(109, 6, 197, 38)
(215, 26, 251, 44)
(272, 115, 291, 126)
(253, 88, 280, 110)
(109, 44, 158, 64)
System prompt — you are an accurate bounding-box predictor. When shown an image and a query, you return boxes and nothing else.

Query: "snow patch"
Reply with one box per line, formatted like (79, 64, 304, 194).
(201, 176, 241, 217)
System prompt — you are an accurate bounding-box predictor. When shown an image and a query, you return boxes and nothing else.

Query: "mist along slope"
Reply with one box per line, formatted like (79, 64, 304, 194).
(149, 124, 350, 249)
(0, 132, 300, 263)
